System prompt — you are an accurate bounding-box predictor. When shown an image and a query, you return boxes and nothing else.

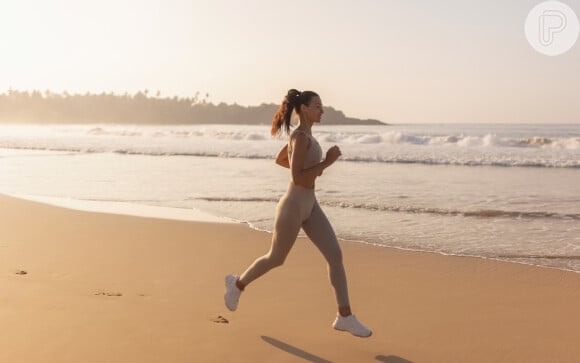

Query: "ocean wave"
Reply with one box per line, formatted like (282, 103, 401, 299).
(494, 254, 580, 260)
(316, 130, 580, 150)
(342, 156, 580, 169)
(1, 144, 579, 168)
(77, 126, 580, 150)
(322, 201, 580, 220)
(86, 127, 268, 140)
(194, 197, 580, 221)
(88, 127, 143, 137)
(1, 124, 579, 168)
(195, 196, 279, 203)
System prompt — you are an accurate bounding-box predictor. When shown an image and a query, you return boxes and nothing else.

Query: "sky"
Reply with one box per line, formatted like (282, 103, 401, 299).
(0, 0, 579, 123)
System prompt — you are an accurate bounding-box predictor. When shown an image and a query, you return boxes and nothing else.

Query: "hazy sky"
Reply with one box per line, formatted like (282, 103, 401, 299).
(1, 0, 578, 123)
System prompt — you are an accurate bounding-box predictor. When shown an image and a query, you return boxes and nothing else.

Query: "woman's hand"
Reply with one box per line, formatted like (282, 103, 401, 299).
(325, 145, 342, 165)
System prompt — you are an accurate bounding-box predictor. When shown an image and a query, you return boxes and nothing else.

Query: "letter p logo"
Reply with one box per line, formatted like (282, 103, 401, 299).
(539, 10, 567, 46)
(525, 1, 579, 56)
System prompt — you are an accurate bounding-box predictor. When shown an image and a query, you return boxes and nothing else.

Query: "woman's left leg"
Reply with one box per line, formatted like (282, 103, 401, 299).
(302, 201, 372, 337)
(301, 201, 350, 309)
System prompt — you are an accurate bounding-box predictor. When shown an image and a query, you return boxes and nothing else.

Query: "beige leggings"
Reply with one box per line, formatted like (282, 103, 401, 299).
(239, 182, 350, 308)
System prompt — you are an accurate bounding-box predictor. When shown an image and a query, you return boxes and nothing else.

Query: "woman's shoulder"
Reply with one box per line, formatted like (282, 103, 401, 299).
(288, 129, 311, 152)
(289, 129, 310, 141)
(290, 128, 306, 136)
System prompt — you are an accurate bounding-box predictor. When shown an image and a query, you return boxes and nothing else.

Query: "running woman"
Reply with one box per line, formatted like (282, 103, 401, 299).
(224, 89, 372, 337)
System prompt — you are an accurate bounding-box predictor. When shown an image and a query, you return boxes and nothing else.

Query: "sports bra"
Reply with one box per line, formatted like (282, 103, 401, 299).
(287, 129, 323, 169)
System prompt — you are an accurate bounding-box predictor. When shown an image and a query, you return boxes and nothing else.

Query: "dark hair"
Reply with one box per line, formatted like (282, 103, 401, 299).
(271, 89, 319, 136)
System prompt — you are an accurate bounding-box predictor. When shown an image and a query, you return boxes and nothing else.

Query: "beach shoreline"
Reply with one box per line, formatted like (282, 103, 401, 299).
(2, 124, 579, 273)
(1, 193, 579, 362)
(8, 191, 580, 275)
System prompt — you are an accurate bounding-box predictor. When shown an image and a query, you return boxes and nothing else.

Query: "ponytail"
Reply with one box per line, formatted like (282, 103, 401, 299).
(270, 89, 319, 137)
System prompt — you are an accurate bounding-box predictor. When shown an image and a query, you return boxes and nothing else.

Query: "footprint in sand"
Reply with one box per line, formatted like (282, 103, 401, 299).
(211, 315, 229, 324)
(94, 291, 123, 297)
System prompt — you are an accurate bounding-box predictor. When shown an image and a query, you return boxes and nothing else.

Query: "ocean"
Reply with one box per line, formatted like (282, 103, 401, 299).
(1, 123, 579, 272)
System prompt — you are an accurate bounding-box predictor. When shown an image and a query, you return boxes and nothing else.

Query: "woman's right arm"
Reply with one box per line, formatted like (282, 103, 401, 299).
(275, 144, 290, 168)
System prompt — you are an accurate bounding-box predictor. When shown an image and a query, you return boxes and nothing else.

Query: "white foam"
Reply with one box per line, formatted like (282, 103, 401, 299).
(1, 124, 579, 168)
(5, 193, 235, 224)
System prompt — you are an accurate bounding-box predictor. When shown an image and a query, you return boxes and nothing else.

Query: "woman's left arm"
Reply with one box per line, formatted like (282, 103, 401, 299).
(275, 144, 290, 168)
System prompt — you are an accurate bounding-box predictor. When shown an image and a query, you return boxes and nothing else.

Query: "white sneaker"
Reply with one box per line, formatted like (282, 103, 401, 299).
(224, 274, 242, 311)
(332, 314, 372, 337)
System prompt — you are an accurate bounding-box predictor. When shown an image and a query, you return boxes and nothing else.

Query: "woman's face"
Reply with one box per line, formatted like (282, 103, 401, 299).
(301, 96, 324, 124)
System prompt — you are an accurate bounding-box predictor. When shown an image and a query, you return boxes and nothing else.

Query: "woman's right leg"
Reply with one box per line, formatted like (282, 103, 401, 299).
(238, 199, 302, 286)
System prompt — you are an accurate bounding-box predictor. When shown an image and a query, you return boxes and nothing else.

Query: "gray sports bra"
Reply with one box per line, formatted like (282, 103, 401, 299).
(287, 129, 323, 168)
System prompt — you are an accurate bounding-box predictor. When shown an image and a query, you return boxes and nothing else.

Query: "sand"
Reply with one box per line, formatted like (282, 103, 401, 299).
(1, 194, 579, 363)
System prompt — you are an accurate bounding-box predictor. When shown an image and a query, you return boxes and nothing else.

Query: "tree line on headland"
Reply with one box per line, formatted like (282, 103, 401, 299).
(0, 89, 386, 125)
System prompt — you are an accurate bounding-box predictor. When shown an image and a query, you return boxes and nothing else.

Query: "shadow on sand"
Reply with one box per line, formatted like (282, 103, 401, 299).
(261, 336, 414, 363)
(375, 355, 414, 363)
(261, 336, 332, 363)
